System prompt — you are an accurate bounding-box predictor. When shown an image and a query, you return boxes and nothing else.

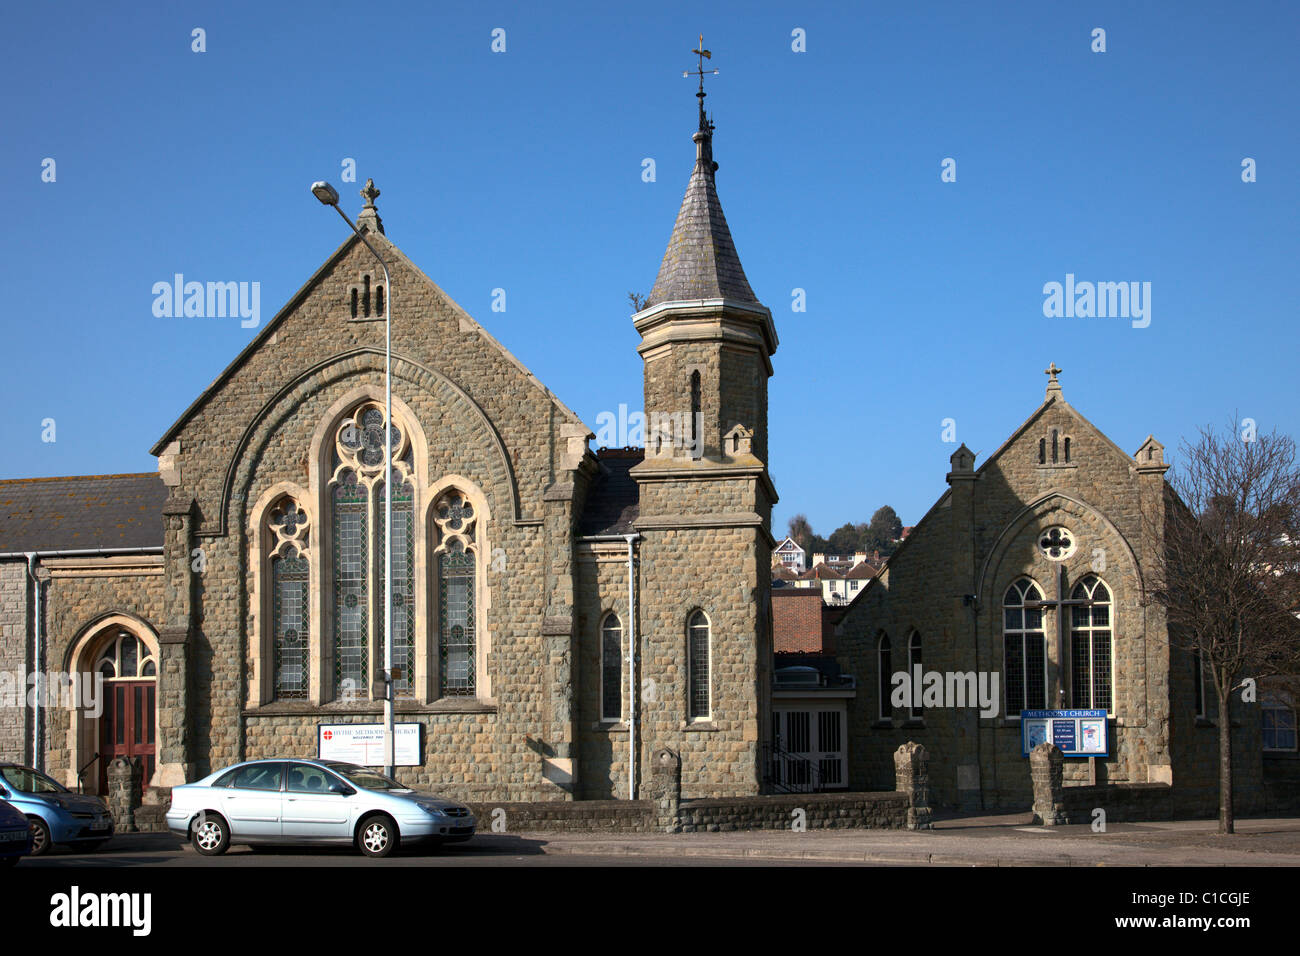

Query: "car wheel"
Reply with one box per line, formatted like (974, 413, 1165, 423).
(26, 817, 51, 856)
(358, 814, 398, 858)
(190, 813, 230, 856)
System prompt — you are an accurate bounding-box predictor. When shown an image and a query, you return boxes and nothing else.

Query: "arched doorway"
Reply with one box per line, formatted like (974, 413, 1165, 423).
(66, 617, 160, 795)
(92, 631, 157, 793)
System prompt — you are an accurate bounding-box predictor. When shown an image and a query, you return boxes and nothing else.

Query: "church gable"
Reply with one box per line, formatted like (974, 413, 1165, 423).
(150, 185, 592, 534)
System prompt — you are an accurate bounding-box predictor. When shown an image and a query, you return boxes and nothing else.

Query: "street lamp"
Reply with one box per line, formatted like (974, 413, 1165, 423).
(312, 179, 396, 777)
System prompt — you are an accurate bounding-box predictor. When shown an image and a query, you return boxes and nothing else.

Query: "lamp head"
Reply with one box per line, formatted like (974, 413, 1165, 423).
(311, 181, 340, 206)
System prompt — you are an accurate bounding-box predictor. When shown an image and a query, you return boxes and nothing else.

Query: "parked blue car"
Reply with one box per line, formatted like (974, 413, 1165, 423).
(0, 764, 114, 856)
(0, 799, 33, 866)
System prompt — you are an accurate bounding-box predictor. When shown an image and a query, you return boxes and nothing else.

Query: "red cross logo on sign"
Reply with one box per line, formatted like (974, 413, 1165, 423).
(323, 731, 333, 740)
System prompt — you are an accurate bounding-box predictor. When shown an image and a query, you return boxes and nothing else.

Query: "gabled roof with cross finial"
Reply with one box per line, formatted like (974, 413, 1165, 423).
(645, 38, 759, 308)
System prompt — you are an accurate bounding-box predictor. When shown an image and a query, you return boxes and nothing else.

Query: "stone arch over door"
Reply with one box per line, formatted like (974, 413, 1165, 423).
(63, 614, 161, 795)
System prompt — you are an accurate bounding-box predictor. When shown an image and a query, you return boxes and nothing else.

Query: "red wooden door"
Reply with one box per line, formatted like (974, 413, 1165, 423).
(98, 681, 156, 794)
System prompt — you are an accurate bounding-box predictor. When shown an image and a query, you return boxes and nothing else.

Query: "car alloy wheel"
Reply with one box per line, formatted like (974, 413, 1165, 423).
(359, 816, 396, 858)
(27, 818, 50, 856)
(191, 814, 230, 856)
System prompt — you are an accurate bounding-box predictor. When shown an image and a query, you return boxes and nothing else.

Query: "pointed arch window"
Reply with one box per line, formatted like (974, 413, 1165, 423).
(434, 490, 478, 697)
(1004, 578, 1047, 716)
(327, 402, 416, 700)
(266, 497, 311, 700)
(1070, 575, 1113, 713)
(688, 610, 711, 719)
(95, 632, 156, 680)
(877, 633, 892, 721)
(601, 613, 624, 721)
(908, 631, 923, 719)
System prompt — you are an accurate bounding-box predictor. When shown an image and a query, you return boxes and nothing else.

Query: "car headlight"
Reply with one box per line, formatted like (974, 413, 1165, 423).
(418, 805, 447, 818)
(49, 797, 69, 810)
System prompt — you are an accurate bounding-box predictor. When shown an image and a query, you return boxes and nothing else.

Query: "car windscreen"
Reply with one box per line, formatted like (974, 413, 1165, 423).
(327, 764, 410, 791)
(1, 767, 68, 794)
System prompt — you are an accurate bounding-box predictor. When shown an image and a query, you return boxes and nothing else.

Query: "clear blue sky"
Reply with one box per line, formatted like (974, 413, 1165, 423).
(3, 1, 1296, 537)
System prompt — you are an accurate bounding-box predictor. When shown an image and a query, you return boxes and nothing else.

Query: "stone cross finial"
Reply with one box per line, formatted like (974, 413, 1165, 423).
(1044, 362, 1063, 397)
(360, 178, 381, 209)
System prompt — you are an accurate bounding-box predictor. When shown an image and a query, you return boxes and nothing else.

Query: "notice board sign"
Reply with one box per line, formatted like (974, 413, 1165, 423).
(1021, 710, 1108, 758)
(318, 723, 422, 767)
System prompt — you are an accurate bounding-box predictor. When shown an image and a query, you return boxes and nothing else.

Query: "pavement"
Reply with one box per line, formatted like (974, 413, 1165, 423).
(26, 813, 1300, 866)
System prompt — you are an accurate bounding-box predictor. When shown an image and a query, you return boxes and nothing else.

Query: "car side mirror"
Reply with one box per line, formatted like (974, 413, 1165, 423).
(329, 781, 355, 796)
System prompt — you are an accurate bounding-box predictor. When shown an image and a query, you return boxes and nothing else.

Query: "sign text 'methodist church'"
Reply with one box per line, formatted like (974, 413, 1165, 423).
(0, 71, 1282, 820)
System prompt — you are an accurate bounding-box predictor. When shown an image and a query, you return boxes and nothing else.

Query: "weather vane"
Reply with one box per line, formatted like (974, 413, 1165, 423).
(683, 34, 719, 123)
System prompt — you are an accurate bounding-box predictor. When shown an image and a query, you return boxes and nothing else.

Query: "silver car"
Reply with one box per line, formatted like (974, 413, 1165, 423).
(165, 759, 475, 858)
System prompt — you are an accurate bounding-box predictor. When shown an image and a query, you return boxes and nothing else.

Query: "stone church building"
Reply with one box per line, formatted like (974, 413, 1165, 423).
(0, 89, 1291, 820)
(0, 97, 775, 805)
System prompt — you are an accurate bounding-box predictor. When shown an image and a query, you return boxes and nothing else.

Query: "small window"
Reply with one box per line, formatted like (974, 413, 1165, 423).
(877, 633, 893, 721)
(908, 632, 923, 720)
(601, 613, 623, 722)
(1263, 694, 1297, 752)
(688, 611, 710, 719)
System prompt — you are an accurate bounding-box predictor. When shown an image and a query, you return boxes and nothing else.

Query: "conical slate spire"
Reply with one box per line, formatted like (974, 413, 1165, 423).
(645, 111, 758, 308)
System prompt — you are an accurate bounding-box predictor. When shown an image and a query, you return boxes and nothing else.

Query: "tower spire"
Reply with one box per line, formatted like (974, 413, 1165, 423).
(646, 38, 755, 307)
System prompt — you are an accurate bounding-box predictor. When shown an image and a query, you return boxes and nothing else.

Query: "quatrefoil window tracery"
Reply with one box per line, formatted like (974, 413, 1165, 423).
(267, 497, 310, 559)
(332, 403, 412, 487)
(434, 491, 476, 550)
(1038, 526, 1075, 560)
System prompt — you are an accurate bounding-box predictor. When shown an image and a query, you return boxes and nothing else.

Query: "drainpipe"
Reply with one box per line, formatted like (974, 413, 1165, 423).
(25, 553, 40, 771)
(580, 532, 641, 800)
(624, 533, 639, 800)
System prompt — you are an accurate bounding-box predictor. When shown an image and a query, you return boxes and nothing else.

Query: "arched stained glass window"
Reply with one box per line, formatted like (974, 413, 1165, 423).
(378, 478, 416, 698)
(601, 613, 623, 721)
(1004, 578, 1047, 716)
(1070, 576, 1113, 713)
(434, 490, 478, 697)
(688, 610, 710, 719)
(332, 471, 369, 698)
(272, 545, 310, 699)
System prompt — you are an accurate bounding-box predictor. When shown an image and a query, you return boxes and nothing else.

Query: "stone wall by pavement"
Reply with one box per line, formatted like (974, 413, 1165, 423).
(1056, 782, 1173, 823)
(677, 791, 909, 832)
(0, 561, 30, 764)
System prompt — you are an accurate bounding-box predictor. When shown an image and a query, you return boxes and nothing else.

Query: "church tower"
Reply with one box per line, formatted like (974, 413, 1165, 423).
(630, 44, 778, 797)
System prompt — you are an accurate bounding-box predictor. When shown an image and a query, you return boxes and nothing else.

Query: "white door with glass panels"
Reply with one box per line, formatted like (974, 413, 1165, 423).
(772, 706, 847, 789)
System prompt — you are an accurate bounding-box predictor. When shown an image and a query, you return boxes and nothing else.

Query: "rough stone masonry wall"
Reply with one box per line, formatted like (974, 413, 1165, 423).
(678, 791, 910, 832)
(575, 545, 635, 799)
(0, 560, 30, 763)
(162, 233, 591, 800)
(41, 565, 165, 789)
(635, 525, 763, 798)
(837, 399, 1201, 811)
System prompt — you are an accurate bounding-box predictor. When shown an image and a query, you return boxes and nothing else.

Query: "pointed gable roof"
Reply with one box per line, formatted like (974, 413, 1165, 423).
(150, 188, 591, 456)
(646, 113, 758, 307)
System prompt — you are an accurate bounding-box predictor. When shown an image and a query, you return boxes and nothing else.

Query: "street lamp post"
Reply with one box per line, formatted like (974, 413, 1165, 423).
(311, 180, 396, 777)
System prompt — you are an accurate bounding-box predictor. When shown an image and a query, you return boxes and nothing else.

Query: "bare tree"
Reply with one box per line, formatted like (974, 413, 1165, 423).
(786, 514, 813, 553)
(1142, 418, 1300, 833)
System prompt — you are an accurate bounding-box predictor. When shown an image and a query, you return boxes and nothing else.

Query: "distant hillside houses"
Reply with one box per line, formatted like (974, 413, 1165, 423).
(774, 550, 882, 605)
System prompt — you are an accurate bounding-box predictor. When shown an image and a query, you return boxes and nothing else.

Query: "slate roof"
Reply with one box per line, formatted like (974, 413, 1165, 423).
(579, 449, 643, 536)
(0, 474, 167, 553)
(646, 121, 758, 308)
